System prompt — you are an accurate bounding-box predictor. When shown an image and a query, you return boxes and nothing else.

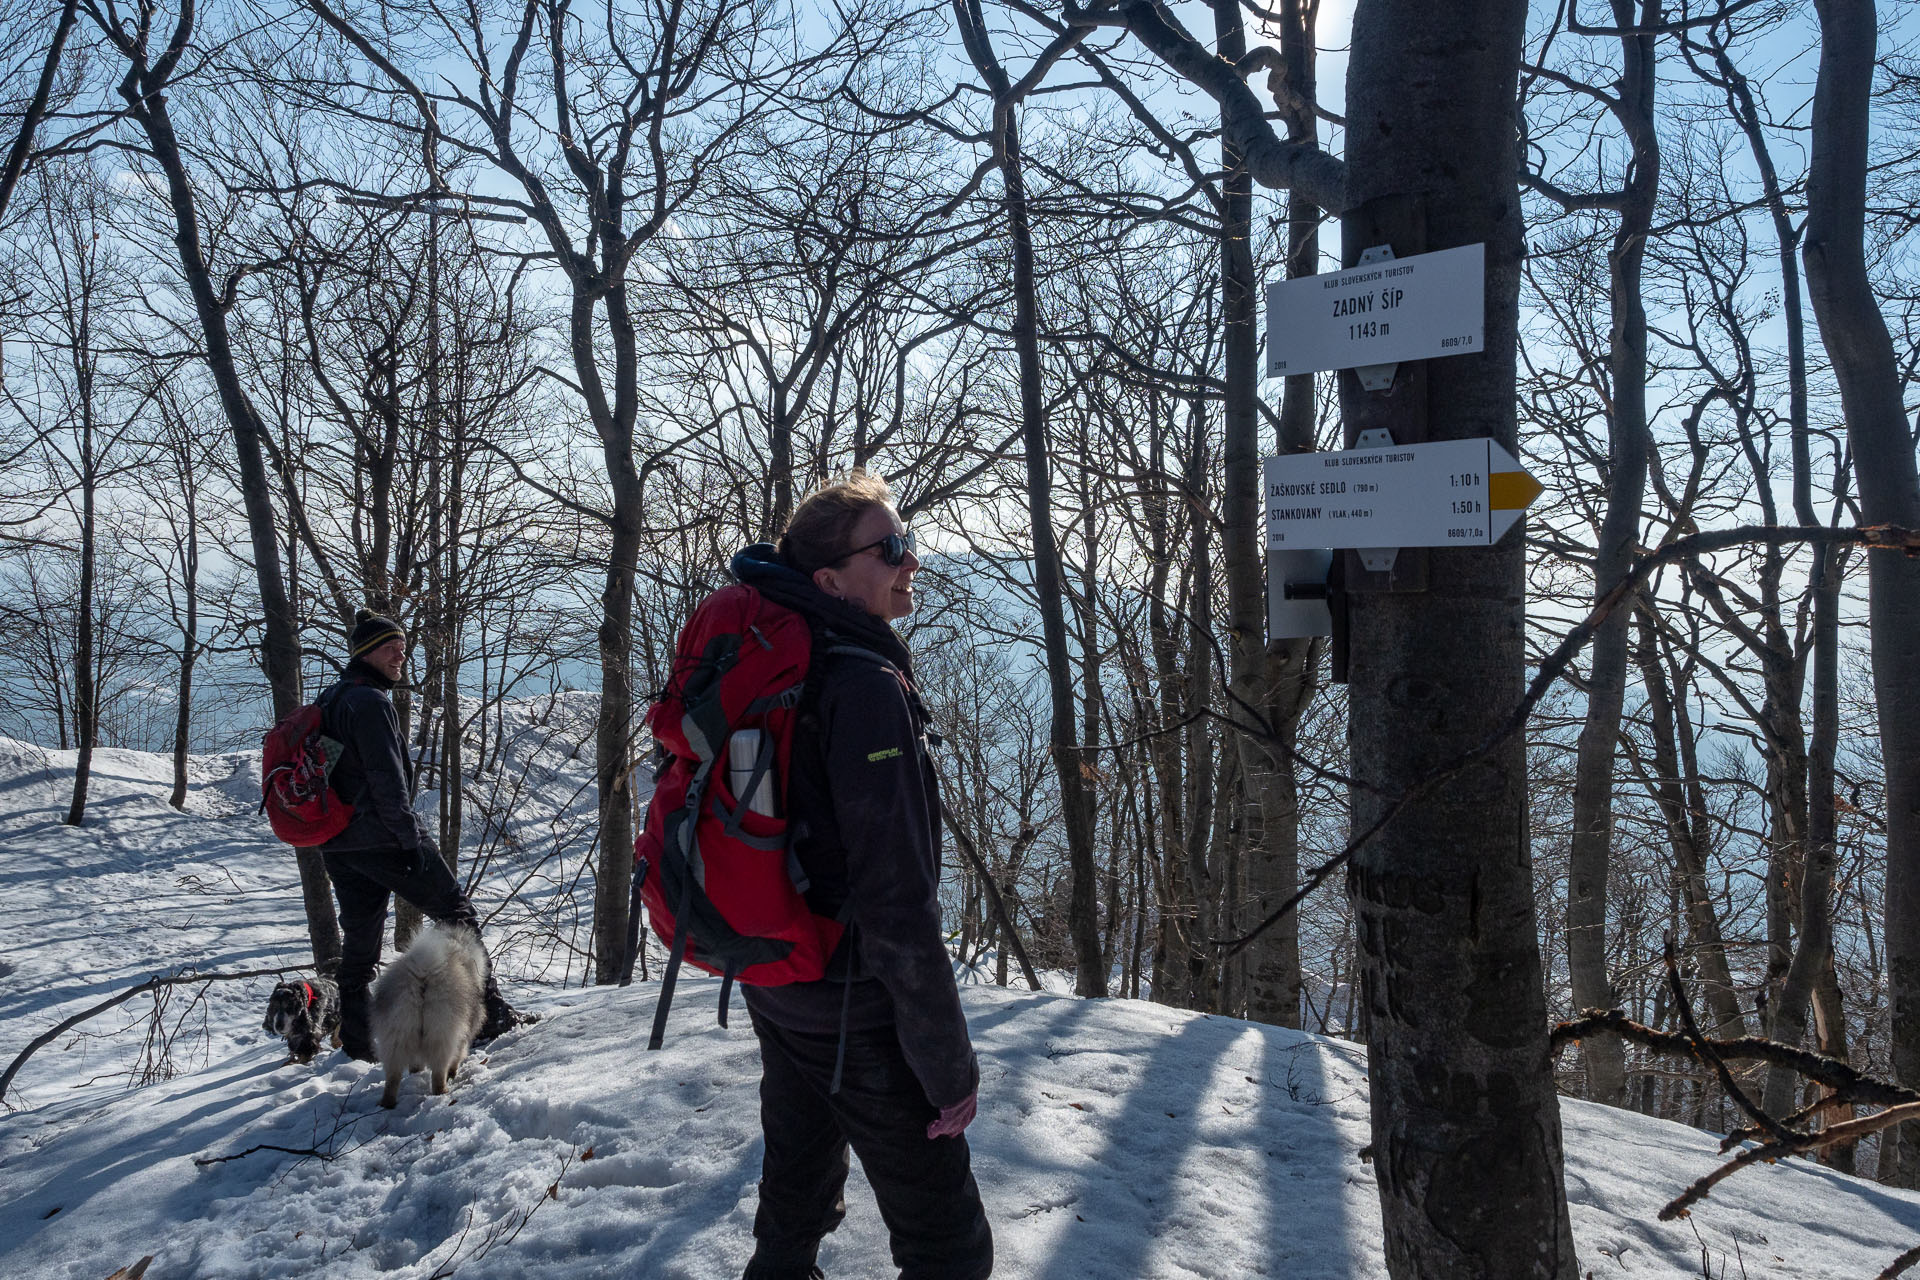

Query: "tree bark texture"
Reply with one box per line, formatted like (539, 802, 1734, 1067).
(1342, 2, 1578, 1272)
(1180, 413, 1219, 1007)
(589, 286, 645, 986)
(1215, 0, 1306, 1030)
(1242, 0, 1328, 1028)
(1800, 0, 1920, 1185)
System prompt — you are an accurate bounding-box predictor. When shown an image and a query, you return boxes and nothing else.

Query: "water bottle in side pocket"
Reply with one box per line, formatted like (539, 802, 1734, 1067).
(727, 729, 778, 817)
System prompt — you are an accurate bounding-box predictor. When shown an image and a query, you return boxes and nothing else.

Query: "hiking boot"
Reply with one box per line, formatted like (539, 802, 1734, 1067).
(741, 1262, 823, 1280)
(338, 986, 376, 1063)
(473, 989, 539, 1045)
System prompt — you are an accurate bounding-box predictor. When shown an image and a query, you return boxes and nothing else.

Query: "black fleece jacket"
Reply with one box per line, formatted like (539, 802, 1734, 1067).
(318, 662, 437, 863)
(730, 543, 978, 1110)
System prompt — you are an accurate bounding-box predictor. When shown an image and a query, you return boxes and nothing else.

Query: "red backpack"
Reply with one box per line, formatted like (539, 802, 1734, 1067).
(260, 695, 353, 847)
(626, 582, 847, 1050)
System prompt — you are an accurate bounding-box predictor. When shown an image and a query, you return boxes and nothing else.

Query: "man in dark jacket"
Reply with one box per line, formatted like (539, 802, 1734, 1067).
(727, 473, 991, 1280)
(320, 610, 532, 1062)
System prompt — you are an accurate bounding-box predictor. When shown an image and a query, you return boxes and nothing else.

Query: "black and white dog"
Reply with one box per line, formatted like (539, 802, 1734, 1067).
(262, 977, 343, 1064)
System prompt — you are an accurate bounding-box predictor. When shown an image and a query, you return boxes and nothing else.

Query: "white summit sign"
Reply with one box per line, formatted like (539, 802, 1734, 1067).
(1265, 242, 1485, 378)
(1264, 437, 1542, 550)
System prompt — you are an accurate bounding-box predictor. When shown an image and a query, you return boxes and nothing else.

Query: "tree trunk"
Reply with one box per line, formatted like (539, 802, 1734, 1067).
(591, 292, 645, 986)
(1564, 0, 1659, 1107)
(65, 488, 94, 826)
(1636, 613, 1744, 1036)
(1708, 12, 1833, 1121)
(65, 341, 96, 828)
(169, 509, 198, 812)
(1342, 0, 1578, 1270)
(1121, 782, 1136, 997)
(1214, 0, 1309, 1029)
(955, 0, 1106, 996)
(1813, 951, 1857, 1172)
(768, 388, 795, 540)
(1800, 0, 1920, 1187)
(1763, 544, 1843, 1114)
(1080, 492, 1116, 981)
(103, 20, 337, 967)
(1180, 413, 1218, 1009)
(440, 290, 465, 880)
(1143, 397, 1198, 1010)
(1248, 0, 1327, 1029)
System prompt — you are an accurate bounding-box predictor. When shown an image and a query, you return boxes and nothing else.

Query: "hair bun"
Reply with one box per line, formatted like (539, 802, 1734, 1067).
(355, 608, 374, 623)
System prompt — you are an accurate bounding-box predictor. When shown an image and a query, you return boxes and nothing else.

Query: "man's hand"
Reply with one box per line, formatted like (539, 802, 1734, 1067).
(926, 1090, 977, 1140)
(407, 842, 440, 877)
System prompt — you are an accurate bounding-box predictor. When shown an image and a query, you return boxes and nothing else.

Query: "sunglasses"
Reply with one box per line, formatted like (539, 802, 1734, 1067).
(838, 529, 917, 567)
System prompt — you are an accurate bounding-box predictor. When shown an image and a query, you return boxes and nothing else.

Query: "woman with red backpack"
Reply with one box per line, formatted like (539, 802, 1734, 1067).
(724, 474, 992, 1280)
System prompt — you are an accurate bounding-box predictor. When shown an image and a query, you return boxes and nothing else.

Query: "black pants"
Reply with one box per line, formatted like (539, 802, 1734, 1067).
(747, 1011, 992, 1280)
(322, 845, 485, 999)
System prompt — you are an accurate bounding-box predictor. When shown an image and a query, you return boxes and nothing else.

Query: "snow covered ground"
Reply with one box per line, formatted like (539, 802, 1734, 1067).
(2, 729, 1918, 1278)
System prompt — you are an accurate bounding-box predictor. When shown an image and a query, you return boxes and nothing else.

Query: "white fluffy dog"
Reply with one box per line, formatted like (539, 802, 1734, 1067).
(369, 924, 489, 1108)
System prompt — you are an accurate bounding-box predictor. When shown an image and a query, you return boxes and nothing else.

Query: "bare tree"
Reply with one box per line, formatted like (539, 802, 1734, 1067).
(1520, 0, 1665, 1108)
(4, 158, 153, 823)
(1076, 0, 1579, 1267)
(0, 0, 79, 224)
(306, 0, 864, 980)
(73, 0, 338, 965)
(951, 0, 1106, 995)
(131, 384, 217, 809)
(1799, 0, 1920, 1185)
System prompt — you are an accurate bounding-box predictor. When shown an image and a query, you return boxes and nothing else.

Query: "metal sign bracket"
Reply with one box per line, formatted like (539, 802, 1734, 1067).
(1338, 194, 1430, 604)
(1350, 429, 1400, 574)
(1353, 245, 1399, 392)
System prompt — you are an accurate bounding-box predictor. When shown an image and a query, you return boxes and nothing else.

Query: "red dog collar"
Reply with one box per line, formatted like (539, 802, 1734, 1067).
(301, 981, 317, 1009)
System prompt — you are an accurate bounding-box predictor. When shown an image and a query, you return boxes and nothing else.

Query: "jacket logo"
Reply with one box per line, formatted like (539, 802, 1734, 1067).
(866, 747, 903, 762)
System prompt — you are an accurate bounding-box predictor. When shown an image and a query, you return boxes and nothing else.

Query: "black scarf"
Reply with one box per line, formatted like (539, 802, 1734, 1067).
(342, 658, 396, 691)
(729, 542, 919, 681)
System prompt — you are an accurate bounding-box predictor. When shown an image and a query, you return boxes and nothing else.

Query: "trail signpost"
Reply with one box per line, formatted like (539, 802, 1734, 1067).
(1264, 437, 1542, 551)
(1262, 435, 1542, 642)
(1262, 236, 1543, 648)
(1265, 242, 1485, 379)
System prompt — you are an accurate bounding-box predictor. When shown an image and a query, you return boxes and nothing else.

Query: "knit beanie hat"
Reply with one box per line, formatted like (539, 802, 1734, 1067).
(348, 609, 405, 660)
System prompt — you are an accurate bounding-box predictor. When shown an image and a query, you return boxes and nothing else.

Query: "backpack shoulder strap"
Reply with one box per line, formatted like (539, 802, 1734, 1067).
(804, 637, 899, 708)
(312, 680, 348, 739)
(823, 642, 897, 671)
(815, 641, 938, 743)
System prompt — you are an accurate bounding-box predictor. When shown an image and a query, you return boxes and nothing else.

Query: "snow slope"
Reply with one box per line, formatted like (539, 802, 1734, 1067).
(2, 733, 1917, 1279)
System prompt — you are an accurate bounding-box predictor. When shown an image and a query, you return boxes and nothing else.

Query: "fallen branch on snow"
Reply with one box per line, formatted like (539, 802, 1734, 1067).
(1549, 1010, 1920, 1114)
(1, 964, 318, 1107)
(1563, 938, 1920, 1277)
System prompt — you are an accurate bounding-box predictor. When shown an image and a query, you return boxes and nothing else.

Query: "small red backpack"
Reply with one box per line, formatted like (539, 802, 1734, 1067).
(626, 582, 846, 1049)
(260, 695, 353, 847)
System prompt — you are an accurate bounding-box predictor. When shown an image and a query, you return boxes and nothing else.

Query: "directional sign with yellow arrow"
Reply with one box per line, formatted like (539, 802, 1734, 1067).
(1263, 438, 1543, 551)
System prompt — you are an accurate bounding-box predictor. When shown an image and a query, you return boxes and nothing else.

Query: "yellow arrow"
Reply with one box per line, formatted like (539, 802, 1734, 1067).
(1489, 467, 1543, 511)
